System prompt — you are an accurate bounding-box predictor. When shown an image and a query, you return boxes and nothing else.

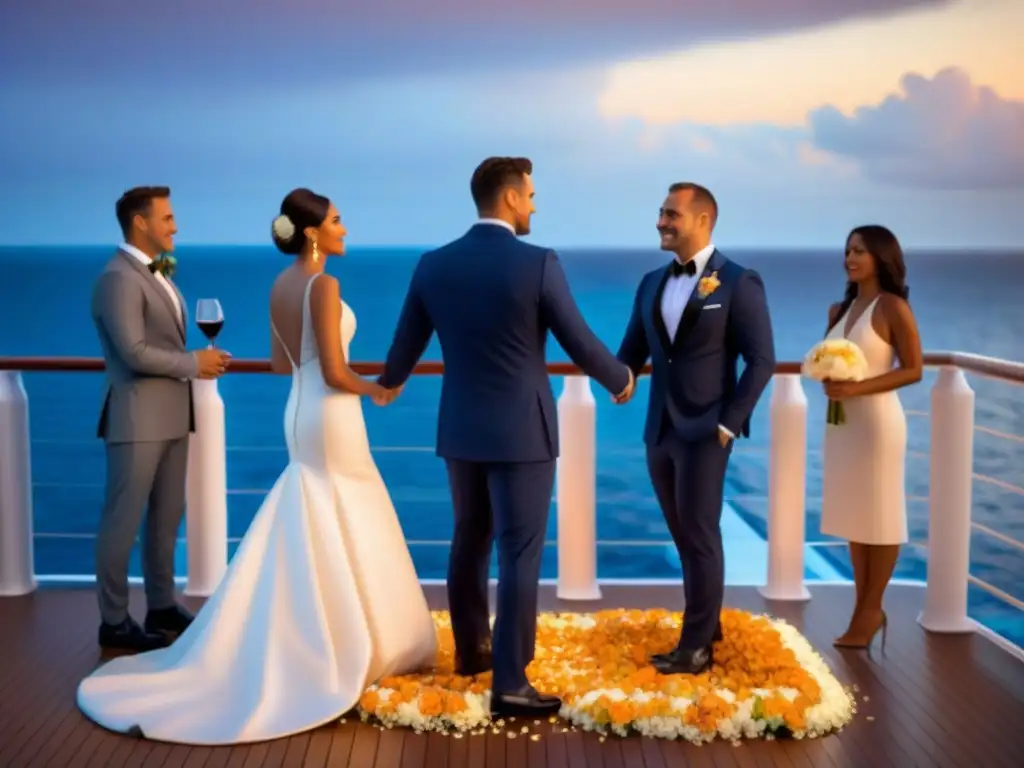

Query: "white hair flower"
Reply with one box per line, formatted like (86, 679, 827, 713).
(272, 214, 295, 242)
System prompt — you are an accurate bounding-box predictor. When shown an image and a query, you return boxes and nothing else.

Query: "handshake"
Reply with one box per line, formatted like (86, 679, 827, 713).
(611, 367, 636, 405)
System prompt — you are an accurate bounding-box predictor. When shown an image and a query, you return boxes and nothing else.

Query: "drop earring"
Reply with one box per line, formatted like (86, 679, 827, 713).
(311, 239, 320, 262)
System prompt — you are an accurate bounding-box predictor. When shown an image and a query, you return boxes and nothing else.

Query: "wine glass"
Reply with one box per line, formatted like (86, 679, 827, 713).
(195, 299, 224, 349)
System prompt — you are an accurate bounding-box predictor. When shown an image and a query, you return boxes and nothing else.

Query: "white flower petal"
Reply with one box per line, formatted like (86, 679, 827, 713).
(354, 610, 855, 742)
(272, 214, 295, 242)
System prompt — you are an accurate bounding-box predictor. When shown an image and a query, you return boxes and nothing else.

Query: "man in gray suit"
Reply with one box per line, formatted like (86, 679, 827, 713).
(91, 186, 230, 652)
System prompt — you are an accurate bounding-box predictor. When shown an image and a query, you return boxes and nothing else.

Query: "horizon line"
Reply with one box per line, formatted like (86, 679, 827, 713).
(1, 243, 1022, 254)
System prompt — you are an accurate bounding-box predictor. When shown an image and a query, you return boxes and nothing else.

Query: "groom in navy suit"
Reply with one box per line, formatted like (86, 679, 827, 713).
(616, 182, 775, 674)
(379, 157, 633, 716)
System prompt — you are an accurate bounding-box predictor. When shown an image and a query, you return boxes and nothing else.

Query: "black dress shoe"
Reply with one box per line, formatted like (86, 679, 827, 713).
(652, 646, 713, 675)
(651, 625, 722, 666)
(145, 604, 194, 637)
(491, 685, 562, 718)
(99, 617, 170, 652)
(455, 650, 493, 677)
(455, 637, 492, 676)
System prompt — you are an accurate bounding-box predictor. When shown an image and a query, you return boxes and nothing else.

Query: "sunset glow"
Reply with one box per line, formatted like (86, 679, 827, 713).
(597, 0, 1024, 127)
(0, 0, 1020, 246)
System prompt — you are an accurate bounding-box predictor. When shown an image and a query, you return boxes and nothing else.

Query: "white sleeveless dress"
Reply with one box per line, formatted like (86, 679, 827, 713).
(77, 275, 438, 745)
(819, 297, 909, 545)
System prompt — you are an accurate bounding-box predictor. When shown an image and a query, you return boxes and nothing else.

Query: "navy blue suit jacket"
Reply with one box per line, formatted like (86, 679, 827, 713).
(617, 249, 776, 444)
(380, 223, 631, 463)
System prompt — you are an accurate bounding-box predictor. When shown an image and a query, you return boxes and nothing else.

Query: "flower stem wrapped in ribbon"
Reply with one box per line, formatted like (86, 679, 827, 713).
(801, 339, 869, 425)
(825, 399, 844, 425)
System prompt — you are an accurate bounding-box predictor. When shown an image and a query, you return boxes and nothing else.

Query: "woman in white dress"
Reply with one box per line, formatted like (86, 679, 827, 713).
(819, 225, 923, 650)
(77, 188, 439, 744)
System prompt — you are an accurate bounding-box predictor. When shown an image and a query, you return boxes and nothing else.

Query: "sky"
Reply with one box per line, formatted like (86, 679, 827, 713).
(0, 0, 1021, 248)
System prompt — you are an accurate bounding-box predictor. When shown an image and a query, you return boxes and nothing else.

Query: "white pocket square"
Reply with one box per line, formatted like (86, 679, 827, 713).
(702, 303, 722, 310)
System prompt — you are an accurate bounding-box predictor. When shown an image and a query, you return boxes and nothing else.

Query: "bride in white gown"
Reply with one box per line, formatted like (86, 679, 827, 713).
(77, 188, 438, 745)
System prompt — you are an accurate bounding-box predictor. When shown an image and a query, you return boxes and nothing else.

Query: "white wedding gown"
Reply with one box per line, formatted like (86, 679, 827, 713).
(77, 274, 438, 745)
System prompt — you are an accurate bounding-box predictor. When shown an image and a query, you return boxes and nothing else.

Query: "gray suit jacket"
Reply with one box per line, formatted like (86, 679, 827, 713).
(91, 249, 198, 444)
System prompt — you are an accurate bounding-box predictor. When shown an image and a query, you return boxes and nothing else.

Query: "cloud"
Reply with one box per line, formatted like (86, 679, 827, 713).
(0, 55, 886, 249)
(2, 1, 1022, 247)
(0, 0, 949, 87)
(595, 0, 1024, 127)
(809, 67, 1024, 189)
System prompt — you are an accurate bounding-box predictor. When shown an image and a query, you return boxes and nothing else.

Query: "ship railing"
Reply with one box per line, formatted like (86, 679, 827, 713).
(1, 352, 1022, 649)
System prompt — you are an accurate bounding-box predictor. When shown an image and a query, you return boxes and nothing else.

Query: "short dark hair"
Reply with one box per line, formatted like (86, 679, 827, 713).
(470, 157, 532, 212)
(115, 186, 171, 238)
(668, 182, 718, 227)
(272, 188, 332, 255)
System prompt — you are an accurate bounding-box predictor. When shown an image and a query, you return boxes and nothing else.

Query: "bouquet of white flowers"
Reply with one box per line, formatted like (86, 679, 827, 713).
(801, 339, 869, 425)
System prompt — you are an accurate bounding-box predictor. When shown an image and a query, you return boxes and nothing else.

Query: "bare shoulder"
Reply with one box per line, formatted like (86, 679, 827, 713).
(876, 290, 917, 333)
(310, 272, 339, 296)
(871, 292, 914, 342)
(878, 292, 913, 320)
(307, 273, 340, 313)
(827, 302, 843, 325)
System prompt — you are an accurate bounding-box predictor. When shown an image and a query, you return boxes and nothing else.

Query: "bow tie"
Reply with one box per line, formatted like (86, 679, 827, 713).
(670, 259, 697, 277)
(147, 255, 177, 278)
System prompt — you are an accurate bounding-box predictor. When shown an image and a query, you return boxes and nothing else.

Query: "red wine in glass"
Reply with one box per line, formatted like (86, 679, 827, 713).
(196, 299, 224, 348)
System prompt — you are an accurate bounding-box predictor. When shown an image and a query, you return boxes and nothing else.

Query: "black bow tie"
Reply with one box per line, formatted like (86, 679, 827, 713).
(670, 259, 697, 277)
(147, 261, 160, 273)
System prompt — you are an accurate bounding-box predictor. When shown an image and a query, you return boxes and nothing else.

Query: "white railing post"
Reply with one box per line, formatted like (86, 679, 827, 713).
(919, 366, 975, 633)
(0, 371, 37, 596)
(556, 375, 601, 600)
(759, 374, 811, 601)
(183, 378, 228, 597)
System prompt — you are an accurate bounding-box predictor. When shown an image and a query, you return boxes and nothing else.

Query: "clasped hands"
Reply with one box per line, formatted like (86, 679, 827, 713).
(371, 382, 403, 406)
(612, 367, 636, 405)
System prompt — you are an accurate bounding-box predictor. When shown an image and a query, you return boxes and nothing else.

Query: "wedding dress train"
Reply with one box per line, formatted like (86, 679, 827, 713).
(77, 274, 438, 745)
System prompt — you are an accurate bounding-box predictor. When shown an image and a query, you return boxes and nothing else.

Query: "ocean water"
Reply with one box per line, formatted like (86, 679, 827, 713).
(2, 245, 1023, 644)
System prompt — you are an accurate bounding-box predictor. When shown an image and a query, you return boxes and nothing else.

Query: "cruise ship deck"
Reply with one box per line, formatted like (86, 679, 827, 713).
(1, 352, 1022, 766)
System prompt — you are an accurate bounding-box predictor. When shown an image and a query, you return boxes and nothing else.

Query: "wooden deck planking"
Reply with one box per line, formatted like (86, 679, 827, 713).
(1, 584, 1022, 767)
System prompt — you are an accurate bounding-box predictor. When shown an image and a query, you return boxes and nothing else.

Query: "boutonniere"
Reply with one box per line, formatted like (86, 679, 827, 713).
(148, 254, 177, 279)
(696, 271, 720, 299)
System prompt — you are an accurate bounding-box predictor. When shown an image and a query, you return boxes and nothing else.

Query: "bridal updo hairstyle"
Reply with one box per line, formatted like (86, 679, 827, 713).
(271, 188, 331, 255)
(827, 224, 911, 334)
